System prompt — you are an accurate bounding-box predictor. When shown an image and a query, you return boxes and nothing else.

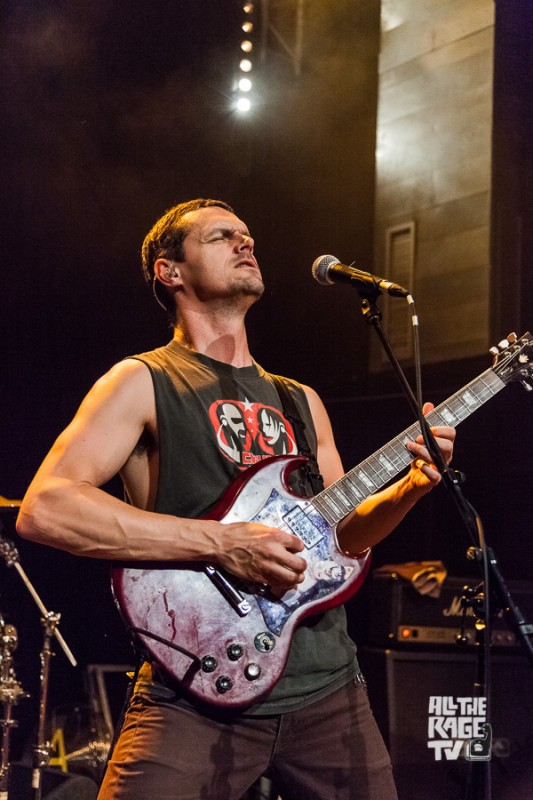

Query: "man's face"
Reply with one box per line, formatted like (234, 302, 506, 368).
(176, 206, 264, 306)
(259, 408, 283, 443)
(219, 402, 246, 441)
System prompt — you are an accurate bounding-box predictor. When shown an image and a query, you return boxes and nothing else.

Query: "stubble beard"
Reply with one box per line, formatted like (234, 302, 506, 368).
(208, 273, 264, 319)
(231, 272, 265, 299)
(222, 269, 264, 307)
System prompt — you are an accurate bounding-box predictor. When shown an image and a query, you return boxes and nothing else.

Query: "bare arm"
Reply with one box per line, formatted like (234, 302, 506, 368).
(17, 360, 307, 587)
(303, 386, 455, 555)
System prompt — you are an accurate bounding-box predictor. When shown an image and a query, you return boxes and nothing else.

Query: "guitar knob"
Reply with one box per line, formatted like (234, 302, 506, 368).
(201, 655, 218, 673)
(215, 676, 233, 694)
(227, 643, 244, 661)
(244, 663, 261, 681)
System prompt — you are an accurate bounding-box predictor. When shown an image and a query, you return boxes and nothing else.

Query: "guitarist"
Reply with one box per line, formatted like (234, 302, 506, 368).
(17, 199, 455, 800)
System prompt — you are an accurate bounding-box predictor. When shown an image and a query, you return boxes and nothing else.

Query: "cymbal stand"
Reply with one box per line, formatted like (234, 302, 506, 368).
(0, 534, 76, 800)
(32, 612, 60, 800)
(0, 536, 76, 670)
(0, 616, 27, 800)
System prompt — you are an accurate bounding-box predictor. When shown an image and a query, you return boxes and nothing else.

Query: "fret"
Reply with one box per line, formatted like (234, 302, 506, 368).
(378, 439, 411, 475)
(426, 410, 447, 426)
(329, 484, 354, 515)
(338, 479, 364, 506)
(377, 449, 400, 476)
(356, 469, 377, 492)
(438, 404, 458, 425)
(319, 492, 345, 520)
(311, 494, 337, 526)
(447, 397, 476, 420)
(346, 472, 372, 497)
(459, 389, 479, 409)
(364, 453, 389, 485)
(484, 370, 506, 391)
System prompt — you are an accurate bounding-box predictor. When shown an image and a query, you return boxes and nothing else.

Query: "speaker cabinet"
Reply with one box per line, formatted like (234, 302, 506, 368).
(8, 764, 98, 799)
(359, 648, 533, 800)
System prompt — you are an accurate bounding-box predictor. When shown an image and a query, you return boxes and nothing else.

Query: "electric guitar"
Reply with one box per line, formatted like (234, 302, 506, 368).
(111, 333, 532, 707)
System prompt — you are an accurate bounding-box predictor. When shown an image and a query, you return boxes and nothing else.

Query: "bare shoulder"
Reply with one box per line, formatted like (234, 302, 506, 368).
(90, 357, 153, 398)
(76, 358, 155, 424)
(34, 358, 157, 487)
(300, 384, 333, 434)
(301, 383, 344, 485)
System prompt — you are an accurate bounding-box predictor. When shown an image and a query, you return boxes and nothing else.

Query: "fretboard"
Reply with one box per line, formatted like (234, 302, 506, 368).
(311, 367, 506, 526)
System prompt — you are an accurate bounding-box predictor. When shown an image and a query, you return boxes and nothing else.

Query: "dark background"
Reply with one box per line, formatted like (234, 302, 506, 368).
(1, 0, 532, 768)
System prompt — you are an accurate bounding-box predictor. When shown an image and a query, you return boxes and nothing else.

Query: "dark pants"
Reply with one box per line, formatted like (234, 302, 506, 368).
(98, 679, 397, 800)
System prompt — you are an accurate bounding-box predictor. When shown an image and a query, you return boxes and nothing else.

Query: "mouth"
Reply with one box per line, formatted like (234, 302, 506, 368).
(236, 258, 259, 270)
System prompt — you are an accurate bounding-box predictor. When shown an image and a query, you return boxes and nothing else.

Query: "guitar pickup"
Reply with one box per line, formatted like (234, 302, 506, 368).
(204, 564, 252, 617)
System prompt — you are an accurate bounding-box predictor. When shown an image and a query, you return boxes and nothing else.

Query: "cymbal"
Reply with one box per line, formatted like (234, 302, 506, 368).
(0, 496, 22, 511)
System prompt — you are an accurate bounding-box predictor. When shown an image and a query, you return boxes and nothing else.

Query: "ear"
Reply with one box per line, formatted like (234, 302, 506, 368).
(154, 258, 182, 289)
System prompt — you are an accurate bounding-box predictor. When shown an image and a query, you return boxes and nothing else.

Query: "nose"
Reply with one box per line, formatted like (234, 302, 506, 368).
(237, 232, 254, 251)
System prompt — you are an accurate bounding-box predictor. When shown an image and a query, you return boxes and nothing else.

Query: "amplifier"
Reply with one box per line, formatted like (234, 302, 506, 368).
(366, 572, 533, 649)
(358, 648, 533, 800)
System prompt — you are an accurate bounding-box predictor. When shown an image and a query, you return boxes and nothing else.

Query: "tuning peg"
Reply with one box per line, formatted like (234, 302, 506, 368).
(489, 336, 514, 356)
(521, 380, 533, 392)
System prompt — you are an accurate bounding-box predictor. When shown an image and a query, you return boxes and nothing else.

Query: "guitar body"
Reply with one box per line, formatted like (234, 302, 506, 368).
(112, 455, 371, 708)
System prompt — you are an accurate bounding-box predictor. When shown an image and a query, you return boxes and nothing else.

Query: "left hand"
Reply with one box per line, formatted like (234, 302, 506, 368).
(405, 402, 456, 490)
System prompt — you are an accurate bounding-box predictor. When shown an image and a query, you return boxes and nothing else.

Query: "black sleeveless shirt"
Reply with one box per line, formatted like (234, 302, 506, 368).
(131, 339, 359, 714)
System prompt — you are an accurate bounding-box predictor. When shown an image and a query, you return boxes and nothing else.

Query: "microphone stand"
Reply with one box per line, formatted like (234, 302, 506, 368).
(353, 289, 533, 800)
(0, 535, 77, 800)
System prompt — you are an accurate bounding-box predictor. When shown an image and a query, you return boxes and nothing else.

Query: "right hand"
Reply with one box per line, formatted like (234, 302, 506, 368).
(215, 521, 307, 589)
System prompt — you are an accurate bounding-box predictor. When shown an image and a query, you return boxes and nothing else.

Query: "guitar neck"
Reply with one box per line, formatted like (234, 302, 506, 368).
(312, 366, 506, 525)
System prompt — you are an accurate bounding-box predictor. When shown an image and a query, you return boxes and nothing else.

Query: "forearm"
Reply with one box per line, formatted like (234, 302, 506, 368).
(336, 471, 430, 555)
(16, 477, 221, 562)
(16, 477, 307, 588)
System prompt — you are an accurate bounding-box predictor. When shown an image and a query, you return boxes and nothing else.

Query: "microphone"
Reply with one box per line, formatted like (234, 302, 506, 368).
(312, 254, 409, 298)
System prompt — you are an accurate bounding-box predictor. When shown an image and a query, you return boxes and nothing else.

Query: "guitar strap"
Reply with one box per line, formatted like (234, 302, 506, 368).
(269, 374, 325, 496)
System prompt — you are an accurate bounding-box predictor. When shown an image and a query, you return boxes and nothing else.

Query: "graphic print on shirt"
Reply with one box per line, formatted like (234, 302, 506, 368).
(209, 397, 298, 468)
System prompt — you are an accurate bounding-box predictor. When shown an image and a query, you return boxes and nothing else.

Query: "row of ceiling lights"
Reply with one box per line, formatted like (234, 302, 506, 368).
(234, 2, 255, 113)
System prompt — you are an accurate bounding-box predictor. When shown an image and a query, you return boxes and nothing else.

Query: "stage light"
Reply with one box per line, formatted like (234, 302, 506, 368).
(239, 58, 252, 72)
(238, 77, 252, 92)
(241, 40, 253, 53)
(242, 21, 253, 33)
(236, 97, 252, 112)
(243, 3, 254, 13)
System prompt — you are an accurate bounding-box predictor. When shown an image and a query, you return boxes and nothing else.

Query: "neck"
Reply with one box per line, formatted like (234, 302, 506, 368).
(173, 312, 253, 368)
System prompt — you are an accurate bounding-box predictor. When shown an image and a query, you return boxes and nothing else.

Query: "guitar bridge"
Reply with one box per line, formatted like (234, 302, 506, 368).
(204, 564, 251, 616)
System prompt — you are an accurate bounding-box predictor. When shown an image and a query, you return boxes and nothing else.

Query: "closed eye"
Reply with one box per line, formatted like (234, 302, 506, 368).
(206, 228, 251, 243)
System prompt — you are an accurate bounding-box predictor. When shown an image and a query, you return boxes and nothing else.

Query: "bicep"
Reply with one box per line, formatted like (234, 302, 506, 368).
(302, 384, 345, 487)
(31, 360, 154, 490)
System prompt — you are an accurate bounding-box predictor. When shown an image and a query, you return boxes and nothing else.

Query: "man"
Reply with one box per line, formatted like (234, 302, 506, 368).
(17, 199, 455, 799)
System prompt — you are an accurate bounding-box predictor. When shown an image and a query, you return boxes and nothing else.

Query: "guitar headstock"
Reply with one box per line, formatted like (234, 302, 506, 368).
(490, 332, 533, 390)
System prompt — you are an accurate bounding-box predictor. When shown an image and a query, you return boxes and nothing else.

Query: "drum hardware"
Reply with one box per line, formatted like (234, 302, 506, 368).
(48, 703, 111, 785)
(47, 663, 134, 784)
(0, 530, 77, 800)
(0, 614, 29, 800)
